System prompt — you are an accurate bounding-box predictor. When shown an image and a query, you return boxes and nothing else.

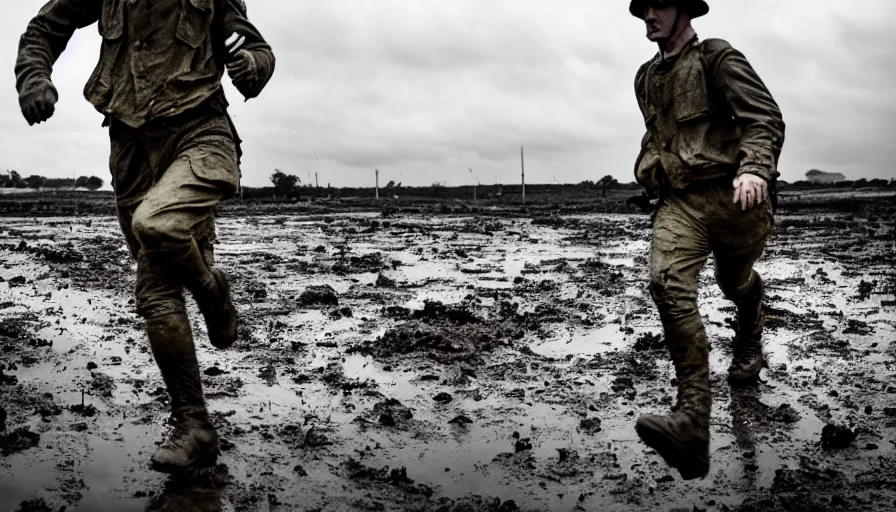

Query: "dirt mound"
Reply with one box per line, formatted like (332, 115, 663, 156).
(298, 285, 338, 306)
(1, 427, 40, 456)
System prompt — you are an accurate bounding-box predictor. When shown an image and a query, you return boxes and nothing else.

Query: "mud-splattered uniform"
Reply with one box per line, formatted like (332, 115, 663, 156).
(631, 35, 784, 476)
(15, 0, 274, 472)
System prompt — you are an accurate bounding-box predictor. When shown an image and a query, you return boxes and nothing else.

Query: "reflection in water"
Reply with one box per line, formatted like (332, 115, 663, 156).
(729, 387, 761, 489)
(143, 465, 232, 512)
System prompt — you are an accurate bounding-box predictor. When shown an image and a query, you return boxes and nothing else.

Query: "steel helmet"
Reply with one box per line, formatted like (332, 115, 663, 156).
(629, 0, 709, 19)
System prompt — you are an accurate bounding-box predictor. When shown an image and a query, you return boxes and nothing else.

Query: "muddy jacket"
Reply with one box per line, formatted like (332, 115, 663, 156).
(634, 38, 785, 198)
(15, 0, 275, 129)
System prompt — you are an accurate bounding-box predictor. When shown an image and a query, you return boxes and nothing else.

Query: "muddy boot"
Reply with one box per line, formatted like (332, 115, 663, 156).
(164, 240, 238, 350)
(636, 333, 711, 480)
(147, 313, 219, 474)
(728, 274, 767, 386)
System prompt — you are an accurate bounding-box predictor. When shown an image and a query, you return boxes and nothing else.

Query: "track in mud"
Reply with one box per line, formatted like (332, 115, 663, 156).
(1, 212, 895, 512)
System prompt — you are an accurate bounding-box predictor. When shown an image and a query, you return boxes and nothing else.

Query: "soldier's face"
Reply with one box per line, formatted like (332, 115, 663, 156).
(643, 5, 679, 42)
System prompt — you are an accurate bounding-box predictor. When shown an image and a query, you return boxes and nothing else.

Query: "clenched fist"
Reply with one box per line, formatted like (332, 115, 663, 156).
(224, 32, 259, 98)
(19, 78, 58, 126)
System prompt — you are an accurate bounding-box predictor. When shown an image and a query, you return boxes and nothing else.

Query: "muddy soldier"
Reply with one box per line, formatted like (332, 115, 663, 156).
(628, 0, 784, 479)
(15, 0, 274, 473)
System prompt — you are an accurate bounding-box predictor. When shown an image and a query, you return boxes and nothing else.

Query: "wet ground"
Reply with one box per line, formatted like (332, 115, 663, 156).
(1, 211, 894, 512)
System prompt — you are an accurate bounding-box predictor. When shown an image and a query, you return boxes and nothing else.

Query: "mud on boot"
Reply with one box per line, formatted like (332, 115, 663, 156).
(727, 342, 767, 386)
(198, 268, 238, 350)
(635, 411, 709, 480)
(151, 415, 220, 475)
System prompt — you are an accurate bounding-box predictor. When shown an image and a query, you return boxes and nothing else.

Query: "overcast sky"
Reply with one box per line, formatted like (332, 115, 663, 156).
(1, 0, 894, 189)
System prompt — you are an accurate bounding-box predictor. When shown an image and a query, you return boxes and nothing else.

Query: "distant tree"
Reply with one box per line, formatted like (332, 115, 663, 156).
(595, 175, 619, 198)
(432, 181, 445, 188)
(24, 175, 46, 188)
(385, 180, 396, 189)
(270, 169, 300, 197)
(3, 170, 24, 188)
(86, 176, 104, 191)
(74, 176, 89, 188)
(851, 178, 868, 190)
(867, 178, 887, 188)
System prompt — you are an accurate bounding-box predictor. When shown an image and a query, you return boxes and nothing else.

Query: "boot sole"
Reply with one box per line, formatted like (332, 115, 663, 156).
(635, 419, 709, 480)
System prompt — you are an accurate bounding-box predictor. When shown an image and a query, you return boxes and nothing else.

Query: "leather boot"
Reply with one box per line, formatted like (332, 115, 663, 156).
(147, 313, 219, 474)
(727, 274, 766, 385)
(159, 239, 238, 350)
(636, 330, 711, 480)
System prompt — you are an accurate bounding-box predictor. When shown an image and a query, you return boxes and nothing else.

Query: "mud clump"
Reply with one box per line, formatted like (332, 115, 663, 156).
(633, 331, 664, 352)
(14, 498, 56, 512)
(768, 404, 801, 424)
(1, 427, 40, 456)
(821, 424, 857, 450)
(298, 285, 338, 306)
(90, 371, 115, 398)
(842, 319, 873, 335)
(332, 252, 386, 274)
(342, 458, 433, 497)
(412, 300, 481, 325)
(578, 417, 602, 434)
(363, 398, 414, 428)
(376, 273, 396, 287)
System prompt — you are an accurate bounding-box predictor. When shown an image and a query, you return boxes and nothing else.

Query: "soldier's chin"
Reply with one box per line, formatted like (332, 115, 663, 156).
(646, 29, 666, 42)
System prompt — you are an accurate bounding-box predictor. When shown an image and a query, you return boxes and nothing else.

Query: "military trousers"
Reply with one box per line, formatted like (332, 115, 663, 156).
(648, 180, 773, 410)
(108, 108, 240, 320)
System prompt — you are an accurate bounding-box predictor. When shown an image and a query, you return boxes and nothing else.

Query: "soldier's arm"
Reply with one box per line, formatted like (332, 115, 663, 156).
(15, 0, 101, 95)
(708, 42, 785, 183)
(633, 61, 662, 198)
(222, 0, 275, 99)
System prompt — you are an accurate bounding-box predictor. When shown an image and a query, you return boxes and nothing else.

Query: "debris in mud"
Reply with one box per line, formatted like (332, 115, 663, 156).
(821, 424, 857, 450)
(767, 404, 801, 424)
(633, 331, 664, 352)
(332, 251, 387, 274)
(13, 498, 55, 512)
(356, 398, 414, 429)
(0, 368, 18, 386)
(412, 300, 481, 325)
(441, 364, 477, 385)
(90, 371, 115, 398)
(328, 306, 353, 320)
(342, 459, 434, 497)
(448, 415, 473, 425)
(298, 285, 339, 306)
(578, 417, 602, 434)
(69, 404, 98, 417)
(1, 427, 40, 455)
(433, 392, 453, 403)
(376, 273, 396, 287)
(513, 437, 533, 453)
(842, 319, 873, 335)
(203, 366, 227, 376)
(8, 276, 27, 287)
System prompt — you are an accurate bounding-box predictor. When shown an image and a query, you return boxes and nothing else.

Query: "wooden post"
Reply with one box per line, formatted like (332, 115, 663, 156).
(521, 146, 525, 204)
(375, 169, 379, 199)
(473, 184, 477, 201)
(315, 158, 320, 188)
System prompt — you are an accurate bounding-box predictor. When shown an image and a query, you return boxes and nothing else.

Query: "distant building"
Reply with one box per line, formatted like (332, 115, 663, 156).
(806, 169, 846, 184)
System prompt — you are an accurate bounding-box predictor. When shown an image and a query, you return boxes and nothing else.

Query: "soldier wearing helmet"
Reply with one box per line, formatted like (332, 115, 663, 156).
(627, 0, 785, 479)
(15, 0, 275, 475)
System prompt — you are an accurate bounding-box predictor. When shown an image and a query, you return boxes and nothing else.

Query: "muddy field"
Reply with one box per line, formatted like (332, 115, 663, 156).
(1, 209, 894, 512)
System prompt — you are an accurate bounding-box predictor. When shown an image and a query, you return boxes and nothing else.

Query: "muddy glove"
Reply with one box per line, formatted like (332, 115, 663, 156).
(224, 32, 259, 99)
(626, 193, 656, 213)
(19, 78, 58, 126)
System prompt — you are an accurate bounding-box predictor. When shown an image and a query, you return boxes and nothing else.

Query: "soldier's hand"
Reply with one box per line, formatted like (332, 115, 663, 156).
(19, 79, 58, 126)
(733, 174, 768, 211)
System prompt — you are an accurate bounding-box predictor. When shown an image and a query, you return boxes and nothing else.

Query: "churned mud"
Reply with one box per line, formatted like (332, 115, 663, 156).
(0, 210, 894, 511)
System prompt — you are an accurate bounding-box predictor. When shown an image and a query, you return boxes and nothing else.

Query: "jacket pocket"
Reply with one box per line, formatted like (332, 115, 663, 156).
(177, 0, 214, 48)
(186, 139, 239, 196)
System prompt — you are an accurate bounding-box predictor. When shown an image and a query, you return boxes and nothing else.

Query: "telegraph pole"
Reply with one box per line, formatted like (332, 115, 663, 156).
(521, 146, 525, 205)
(375, 168, 380, 199)
(315, 158, 319, 188)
